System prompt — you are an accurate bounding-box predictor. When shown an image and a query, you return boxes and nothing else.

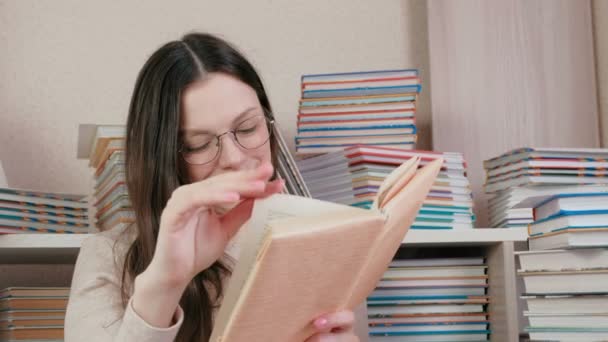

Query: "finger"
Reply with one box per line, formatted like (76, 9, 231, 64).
(314, 310, 355, 333)
(161, 162, 275, 231)
(304, 333, 345, 342)
(220, 198, 255, 240)
(260, 179, 285, 197)
(164, 179, 269, 228)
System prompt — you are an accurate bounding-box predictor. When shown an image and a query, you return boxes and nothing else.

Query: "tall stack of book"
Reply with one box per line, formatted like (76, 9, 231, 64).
(368, 256, 490, 341)
(297, 146, 475, 230)
(516, 193, 608, 340)
(86, 125, 133, 232)
(294, 69, 421, 155)
(0, 287, 69, 341)
(0, 188, 89, 234)
(483, 147, 608, 228)
(272, 122, 311, 197)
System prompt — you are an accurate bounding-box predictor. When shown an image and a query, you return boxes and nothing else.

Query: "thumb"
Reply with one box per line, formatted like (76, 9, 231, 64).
(220, 198, 255, 240)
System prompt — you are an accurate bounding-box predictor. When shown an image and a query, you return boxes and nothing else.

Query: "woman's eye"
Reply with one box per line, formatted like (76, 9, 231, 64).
(237, 125, 257, 134)
(184, 140, 212, 153)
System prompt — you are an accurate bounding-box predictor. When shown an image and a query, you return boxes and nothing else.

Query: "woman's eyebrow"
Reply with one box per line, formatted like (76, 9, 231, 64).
(231, 107, 261, 124)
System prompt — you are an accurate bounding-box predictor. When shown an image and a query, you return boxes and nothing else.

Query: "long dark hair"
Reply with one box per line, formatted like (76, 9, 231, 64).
(122, 32, 277, 342)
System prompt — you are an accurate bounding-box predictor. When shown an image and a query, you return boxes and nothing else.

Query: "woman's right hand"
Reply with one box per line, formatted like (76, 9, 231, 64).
(131, 162, 282, 327)
(150, 161, 282, 289)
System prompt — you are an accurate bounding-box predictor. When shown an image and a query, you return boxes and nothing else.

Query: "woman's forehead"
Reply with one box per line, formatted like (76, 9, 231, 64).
(180, 73, 261, 131)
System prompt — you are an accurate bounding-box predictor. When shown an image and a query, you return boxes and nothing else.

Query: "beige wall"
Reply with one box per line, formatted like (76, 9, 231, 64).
(594, 0, 608, 147)
(0, 0, 430, 194)
(428, 0, 600, 228)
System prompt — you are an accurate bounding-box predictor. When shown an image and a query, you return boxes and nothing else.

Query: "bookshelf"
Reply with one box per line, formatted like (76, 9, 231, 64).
(0, 234, 87, 264)
(357, 228, 528, 342)
(2, 228, 527, 341)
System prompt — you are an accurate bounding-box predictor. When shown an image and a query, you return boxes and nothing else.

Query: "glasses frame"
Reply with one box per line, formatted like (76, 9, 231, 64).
(179, 114, 275, 166)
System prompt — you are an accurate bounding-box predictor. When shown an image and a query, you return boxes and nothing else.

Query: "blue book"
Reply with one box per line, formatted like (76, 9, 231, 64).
(300, 95, 416, 107)
(529, 211, 608, 236)
(533, 192, 608, 221)
(303, 85, 422, 99)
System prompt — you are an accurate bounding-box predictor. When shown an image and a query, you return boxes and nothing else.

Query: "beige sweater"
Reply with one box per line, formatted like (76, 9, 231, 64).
(64, 226, 369, 342)
(65, 226, 185, 341)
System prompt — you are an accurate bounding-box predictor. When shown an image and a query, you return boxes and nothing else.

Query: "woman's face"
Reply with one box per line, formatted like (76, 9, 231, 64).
(179, 72, 272, 183)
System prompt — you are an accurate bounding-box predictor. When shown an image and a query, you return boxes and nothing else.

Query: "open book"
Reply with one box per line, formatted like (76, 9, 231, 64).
(211, 156, 442, 342)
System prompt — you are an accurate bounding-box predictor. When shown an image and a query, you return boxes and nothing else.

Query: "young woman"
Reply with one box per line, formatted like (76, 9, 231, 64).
(64, 33, 359, 341)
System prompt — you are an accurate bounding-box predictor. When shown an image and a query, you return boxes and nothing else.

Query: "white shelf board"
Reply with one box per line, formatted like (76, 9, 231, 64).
(403, 227, 528, 246)
(0, 228, 528, 264)
(0, 234, 91, 264)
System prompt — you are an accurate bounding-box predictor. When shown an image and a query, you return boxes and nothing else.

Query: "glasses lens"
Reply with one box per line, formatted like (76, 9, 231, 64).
(181, 135, 219, 165)
(234, 116, 272, 149)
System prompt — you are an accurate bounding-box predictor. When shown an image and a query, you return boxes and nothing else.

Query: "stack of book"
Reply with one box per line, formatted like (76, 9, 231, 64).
(294, 69, 421, 155)
(516, 192, 608, 340)
(272, 122, 311, 197)
(517, 248, 608, 340)
(86, 125, 133, 232)
(0, 188, 89, 234)
(0, 287, 68, 341)
(367, 257, 490, 341)
(483, 147, 608, 228)
(297, 146, 475, 229)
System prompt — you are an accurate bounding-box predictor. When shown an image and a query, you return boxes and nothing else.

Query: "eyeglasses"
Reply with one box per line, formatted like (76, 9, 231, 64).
(179, 115, 274, 165)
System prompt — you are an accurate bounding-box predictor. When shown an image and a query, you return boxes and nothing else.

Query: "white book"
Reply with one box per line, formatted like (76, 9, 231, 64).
(519, 269, 608, 294)
(527, 329, 608, 341)
(523, 294, 608, 314)
(530, 228, 608, 250)
(525, 312, 608, 328)
(516, 248, 608, 272)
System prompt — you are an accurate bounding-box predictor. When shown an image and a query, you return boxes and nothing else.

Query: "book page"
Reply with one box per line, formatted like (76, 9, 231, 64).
(225, 194, 356, 262)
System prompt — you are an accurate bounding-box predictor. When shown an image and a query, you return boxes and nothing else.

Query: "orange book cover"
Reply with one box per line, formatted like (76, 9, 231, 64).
(210, 157, 442, 341)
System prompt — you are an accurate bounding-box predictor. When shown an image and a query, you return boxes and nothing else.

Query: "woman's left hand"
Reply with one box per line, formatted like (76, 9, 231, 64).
(305, 310, 359, 342)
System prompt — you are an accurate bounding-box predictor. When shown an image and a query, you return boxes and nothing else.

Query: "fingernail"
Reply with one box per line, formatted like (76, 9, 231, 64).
(315, 318, 328, 328)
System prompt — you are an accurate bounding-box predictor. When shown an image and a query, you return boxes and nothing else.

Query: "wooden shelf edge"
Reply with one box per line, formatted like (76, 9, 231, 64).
(403, 227, 528, 245)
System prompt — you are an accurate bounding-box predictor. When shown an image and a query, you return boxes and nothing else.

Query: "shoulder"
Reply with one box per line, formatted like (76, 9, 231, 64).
(73, 224, 136, 286)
